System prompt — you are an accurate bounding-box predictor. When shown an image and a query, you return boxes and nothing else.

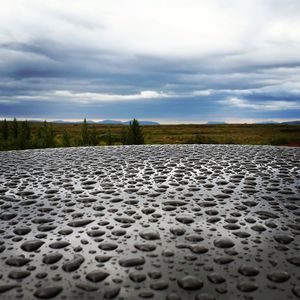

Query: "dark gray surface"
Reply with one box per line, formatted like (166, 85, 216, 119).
(0, 145, 299, 300)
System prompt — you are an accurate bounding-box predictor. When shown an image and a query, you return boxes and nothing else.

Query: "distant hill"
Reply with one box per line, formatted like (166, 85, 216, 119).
(51, 119, 160, 125)
(206, 121, 227, 124)
(52, 120, 96, 124)
(51, 120, 67, 124)
(281, 121, 300, 125)
(98, 119, 122, 124)
(97, 120, 160, 125)
(255, 121, 279, 124)
(121, 120, 160, 125)
(256, 120, 300, 125)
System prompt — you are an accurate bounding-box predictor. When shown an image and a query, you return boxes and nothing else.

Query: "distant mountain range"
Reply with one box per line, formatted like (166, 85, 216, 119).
(52, 119, 160, 125)
(206, 121, 227, 124)
(22, 119, 300, 125)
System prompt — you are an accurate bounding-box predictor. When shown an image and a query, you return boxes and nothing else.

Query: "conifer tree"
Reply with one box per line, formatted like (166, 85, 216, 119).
(126, 119, 145, 145)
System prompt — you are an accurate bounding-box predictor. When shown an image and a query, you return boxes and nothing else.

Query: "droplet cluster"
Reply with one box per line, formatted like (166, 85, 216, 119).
(0, 145, 299, 299)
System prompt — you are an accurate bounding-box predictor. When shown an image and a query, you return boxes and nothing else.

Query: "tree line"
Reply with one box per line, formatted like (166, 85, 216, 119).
(0, 118, 144, 151)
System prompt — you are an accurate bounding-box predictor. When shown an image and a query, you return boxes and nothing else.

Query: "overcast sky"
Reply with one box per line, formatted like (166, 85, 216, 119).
(0, 0, 300, 123)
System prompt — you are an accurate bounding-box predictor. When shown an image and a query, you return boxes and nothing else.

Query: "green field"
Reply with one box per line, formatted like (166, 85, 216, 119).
(1, 120, 300, 151)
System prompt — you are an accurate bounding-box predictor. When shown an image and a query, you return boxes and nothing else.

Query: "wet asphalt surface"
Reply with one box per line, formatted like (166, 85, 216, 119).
(0, 145, 299, 300)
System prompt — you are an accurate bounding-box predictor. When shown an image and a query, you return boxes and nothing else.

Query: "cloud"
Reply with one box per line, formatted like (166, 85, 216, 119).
(222, 97, 300, 111)
(0, 88, 216, 104)
(1, 90, 174, 104)
(1, 1, 300, 67)
(53, 90, 172, 103)
(0, 1, 300, 120)
(2, 1, 300, 58)
(192, 90, 212, 96)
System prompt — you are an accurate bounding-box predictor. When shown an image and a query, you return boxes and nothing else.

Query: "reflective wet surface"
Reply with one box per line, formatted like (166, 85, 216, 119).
(0, 145, 299, 299)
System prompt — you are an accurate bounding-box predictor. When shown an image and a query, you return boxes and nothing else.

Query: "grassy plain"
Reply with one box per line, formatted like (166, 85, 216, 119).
(28, 122, 300, 145)
(1, 121, 300, 150)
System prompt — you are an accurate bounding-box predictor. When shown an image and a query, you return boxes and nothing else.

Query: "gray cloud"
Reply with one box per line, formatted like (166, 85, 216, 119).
(0, 0, 300, 121)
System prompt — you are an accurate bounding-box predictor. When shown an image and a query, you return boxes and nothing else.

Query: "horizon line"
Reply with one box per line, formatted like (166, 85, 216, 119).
(0, 117, 299, 125)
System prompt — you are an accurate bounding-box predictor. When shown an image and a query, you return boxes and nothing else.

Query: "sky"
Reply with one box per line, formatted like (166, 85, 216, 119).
(0, 0, 300, 123)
